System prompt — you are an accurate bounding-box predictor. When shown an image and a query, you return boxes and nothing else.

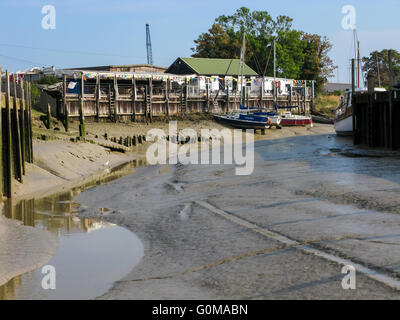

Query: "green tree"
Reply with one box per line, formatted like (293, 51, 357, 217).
(300, 33, 336, 92)
(362, 49, 400, 88)
(191, 7, 336, 93)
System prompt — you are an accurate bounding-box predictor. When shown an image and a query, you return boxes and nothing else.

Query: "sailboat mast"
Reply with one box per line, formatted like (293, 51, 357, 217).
(376, 53, 381, 87)
(357, 40, 360, 88)
(273, 39, 277, 108)
(239, 32, 246, 106)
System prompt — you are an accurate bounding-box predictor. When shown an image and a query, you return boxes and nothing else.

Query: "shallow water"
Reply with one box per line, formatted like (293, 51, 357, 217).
(0, 159, 147, 300)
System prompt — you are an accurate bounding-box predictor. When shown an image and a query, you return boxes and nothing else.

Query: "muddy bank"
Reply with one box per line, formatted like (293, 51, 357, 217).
(75, 129, 400, 299)
(1, 121, 333, 298)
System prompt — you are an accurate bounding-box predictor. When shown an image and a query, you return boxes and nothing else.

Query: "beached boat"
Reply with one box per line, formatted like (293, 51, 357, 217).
(213, 112, 272, 129)
(334, 90, 353, 135)
(214, 107, 282, 129)
(278, 111, 313, 127)
(334, 88, 386, 136)
(213, 32, 281, 130)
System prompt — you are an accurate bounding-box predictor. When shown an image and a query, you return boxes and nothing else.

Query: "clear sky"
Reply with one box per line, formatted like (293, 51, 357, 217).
(0, 0, 399, 83)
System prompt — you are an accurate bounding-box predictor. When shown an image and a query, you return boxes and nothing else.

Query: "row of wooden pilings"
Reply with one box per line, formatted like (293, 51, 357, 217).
(0, 68, 34, 198)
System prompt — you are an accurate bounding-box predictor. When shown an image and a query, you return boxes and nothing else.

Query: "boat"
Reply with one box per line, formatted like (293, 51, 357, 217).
(334, 90, 353, 135)
(213, 32, 281, 130)
(279, 111, 313, 127)
(334, 88, 386, 136)
(213, 112, 273, 129)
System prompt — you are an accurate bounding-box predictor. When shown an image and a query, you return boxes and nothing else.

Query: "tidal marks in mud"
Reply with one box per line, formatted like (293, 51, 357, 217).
(294, 189, 400, 215)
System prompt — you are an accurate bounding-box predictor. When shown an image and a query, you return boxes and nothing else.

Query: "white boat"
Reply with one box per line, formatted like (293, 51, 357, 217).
(334, 90, 353, 136)
(334, 88, 387, 136)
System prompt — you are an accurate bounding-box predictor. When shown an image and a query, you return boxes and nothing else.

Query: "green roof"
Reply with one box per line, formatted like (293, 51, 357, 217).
(180, 57, 258, 76)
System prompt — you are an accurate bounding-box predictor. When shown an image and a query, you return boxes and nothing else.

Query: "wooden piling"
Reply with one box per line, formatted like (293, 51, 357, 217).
(96, 74, 100, 122)
(63, 75, 69, 132)
(79, 73, 85, 137)
(20, 80, 26, 175)
(12, 76, 23, 183)
(0, 67, 3, 195)
(166, 78, 170, 117)
(47, 103, 52, 130)
(132, 76, 136, 122)
(5, 71, 13, 197)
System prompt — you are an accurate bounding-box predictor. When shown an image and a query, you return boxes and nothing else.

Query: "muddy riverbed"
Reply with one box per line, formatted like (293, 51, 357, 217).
(2, 127, 400, 299)
(75, 132, 400, 299)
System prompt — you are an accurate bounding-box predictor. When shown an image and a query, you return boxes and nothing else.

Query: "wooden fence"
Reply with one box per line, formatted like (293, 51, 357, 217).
(0, 68, 33, 198)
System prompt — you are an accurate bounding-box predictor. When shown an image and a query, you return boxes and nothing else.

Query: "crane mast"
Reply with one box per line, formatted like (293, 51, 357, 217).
(146, 24, 153, 65)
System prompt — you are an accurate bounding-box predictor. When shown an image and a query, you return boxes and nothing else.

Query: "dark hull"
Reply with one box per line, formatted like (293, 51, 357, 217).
(214, 115, 269, 129)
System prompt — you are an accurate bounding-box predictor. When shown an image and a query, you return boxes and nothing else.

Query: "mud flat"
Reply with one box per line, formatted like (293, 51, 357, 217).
(73, 124, 400, 299)
(0, 131, 142, 293)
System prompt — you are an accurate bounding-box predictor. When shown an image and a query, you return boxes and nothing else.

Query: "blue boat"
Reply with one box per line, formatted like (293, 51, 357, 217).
(213, 106, 281, 129)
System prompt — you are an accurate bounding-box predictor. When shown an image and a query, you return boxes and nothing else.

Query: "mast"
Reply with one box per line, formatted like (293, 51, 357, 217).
(376, 52, 381, 87)
(239, 31, 246, 107)
(273, 38, 277, 109)
(357, 40, 360, 88)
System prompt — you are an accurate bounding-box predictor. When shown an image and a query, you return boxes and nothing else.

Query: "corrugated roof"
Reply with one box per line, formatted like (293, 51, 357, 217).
(180, 57, 258, 76)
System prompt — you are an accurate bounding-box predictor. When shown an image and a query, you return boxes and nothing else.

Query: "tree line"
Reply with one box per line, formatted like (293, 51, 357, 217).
(191, 7, 336, 93)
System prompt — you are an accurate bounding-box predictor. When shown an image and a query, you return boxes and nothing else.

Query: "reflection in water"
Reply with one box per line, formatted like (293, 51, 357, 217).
(0, 159, 146, 300)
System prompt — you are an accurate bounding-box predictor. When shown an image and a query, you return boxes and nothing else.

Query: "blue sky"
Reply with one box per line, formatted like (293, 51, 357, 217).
(0, 0, 399, 83)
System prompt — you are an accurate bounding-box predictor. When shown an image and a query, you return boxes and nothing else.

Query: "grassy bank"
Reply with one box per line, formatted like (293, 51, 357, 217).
(313, 95, 341, 119)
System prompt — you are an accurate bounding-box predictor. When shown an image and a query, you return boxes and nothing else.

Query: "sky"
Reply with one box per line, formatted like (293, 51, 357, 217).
(0, 0, 399, 83)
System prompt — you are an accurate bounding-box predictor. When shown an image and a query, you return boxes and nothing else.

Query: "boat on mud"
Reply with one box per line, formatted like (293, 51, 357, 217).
(279, 111, 313, 127)
(334, 88, 386, 136)
(213, 108, 281, 129)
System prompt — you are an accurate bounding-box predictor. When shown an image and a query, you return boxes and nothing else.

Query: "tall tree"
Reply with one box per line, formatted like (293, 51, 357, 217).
(362, 49, 400, 87)
(300, 33, 336, 92)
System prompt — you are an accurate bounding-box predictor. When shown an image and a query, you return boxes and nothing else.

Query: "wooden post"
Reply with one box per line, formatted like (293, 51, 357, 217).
(165, 77, 170, 117)
(304, 81, 307, 115)
(311, 80, 315, 112)
(351, 59, 359, 144)
(27, 82, 33, 163)
(149, 78, 153, 122)
(20, 79, 26, 175)
(185, 79, 188, 114)
(114, 74, 118, 122)
(388, 51, 394, 149)
(132, 76, 136, 122)
(13, 76, 23, 183)
(63, 75, 69, 132)
(5, 71, 13, 197)
(226, 82, 230, 112)
(206, 77, 209, 111)
(108, 84, 112, 121)
(79, 73, 85, 137)
(96, 74, 100, 122)
(0, 67, 3, 195)
(47, 103, 52, 129)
